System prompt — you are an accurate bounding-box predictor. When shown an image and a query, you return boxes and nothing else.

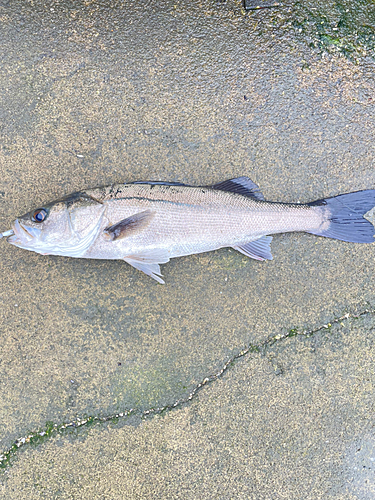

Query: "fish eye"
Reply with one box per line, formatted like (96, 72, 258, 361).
(32, 208, 48, 223)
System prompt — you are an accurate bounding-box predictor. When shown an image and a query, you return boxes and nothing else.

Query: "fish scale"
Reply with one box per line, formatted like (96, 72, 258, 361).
(1, 176, 375, 284)
(88, 183, 322, 247)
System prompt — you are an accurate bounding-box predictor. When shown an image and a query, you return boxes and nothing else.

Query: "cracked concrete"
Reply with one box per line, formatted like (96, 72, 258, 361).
(1, 0, 375, 497)
(1, 312, 375, 499)
(1, 308, 373, 470)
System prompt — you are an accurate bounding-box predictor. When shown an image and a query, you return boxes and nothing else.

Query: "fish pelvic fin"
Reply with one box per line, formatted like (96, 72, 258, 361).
(233, 236, 273, 261)
(104, 210, 155, 241)
(307, 190, 375, 243)
(123, 249, 171, 284)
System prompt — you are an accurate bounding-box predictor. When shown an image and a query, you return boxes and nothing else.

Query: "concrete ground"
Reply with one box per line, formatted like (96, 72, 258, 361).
(0, 0, 374, 498)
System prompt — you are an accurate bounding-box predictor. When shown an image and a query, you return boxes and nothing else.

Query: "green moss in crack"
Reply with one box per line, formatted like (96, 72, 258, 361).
(0, 421, 58, 470)
(288, 328, 299, 337)
(0, 413, 134, 472)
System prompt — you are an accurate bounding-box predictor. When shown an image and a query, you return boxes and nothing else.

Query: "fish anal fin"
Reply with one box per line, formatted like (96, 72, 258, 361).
(209, 177, 265, 201)
(233, 236, 273, 261)
(123, 249, 171, 284)
(104, 210, 155, 241)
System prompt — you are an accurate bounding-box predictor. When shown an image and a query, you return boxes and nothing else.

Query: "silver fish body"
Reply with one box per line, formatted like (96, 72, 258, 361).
(83, 182, 322, 259)
(2, 177, 375, 283)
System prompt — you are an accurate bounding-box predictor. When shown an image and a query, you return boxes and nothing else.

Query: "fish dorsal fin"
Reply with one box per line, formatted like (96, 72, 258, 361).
(233, 236, 273, 261)
(104, 210, 155, 241)
(124, 249, 171, 284)
(210, 177, 265, 201)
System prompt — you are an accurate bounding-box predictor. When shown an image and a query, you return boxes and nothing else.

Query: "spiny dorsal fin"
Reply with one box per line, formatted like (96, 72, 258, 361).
(209, 177, 265, 201)
(104, 210, 155, 241)
(233, 236, 273, 261)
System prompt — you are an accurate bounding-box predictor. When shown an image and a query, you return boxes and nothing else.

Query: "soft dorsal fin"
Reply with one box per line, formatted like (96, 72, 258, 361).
(233, 236, 273, 261)
(104, 210, 155, 241)
(209, 177, 265, 201)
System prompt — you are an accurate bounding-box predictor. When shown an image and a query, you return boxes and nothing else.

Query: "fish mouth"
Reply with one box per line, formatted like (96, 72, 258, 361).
(0, 229, 14, 239)
(7, 219, 35, 245)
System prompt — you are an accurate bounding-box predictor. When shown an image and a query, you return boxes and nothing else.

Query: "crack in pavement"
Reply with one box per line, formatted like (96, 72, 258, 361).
(1, 307, 374, 471)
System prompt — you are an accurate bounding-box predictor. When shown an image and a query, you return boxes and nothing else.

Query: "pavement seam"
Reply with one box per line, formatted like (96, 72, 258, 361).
(0, 306, 373, 471)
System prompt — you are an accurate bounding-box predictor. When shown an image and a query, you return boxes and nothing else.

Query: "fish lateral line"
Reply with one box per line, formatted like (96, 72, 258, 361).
(1, 177, 375, 284)
(103, 195, 198, 208)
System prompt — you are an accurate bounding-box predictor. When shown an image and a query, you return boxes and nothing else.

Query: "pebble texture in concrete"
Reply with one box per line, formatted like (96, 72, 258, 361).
(0, 0, 374, 497)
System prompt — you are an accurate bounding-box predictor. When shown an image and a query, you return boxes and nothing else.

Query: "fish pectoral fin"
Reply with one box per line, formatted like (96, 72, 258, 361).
(233, 236, 273, 261)
(209, 177, 265, 201)
(123, 249, 171, 284)
(104, 210, 155, 241)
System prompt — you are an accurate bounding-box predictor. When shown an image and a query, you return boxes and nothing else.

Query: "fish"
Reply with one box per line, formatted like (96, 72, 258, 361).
(1, 176, 375, 284)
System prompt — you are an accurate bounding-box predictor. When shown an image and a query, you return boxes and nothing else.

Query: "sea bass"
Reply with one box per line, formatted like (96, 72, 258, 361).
(1, 177, 375, 284)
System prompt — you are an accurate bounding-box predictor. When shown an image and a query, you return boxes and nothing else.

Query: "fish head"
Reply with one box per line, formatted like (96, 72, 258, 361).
(7, 192, 106, 257)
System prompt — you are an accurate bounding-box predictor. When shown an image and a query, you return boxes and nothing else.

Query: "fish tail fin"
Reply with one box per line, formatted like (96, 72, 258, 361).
(307, 190, 375, 243)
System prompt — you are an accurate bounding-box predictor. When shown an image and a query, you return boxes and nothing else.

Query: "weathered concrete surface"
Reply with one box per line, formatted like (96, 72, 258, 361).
(0, 0, 374, 497)
(1, 314, 375, 499)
